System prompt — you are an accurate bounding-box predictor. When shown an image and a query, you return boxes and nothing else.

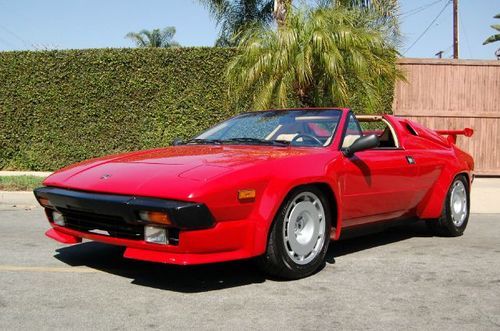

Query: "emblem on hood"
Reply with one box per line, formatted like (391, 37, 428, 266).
(100, 174, 112, 180)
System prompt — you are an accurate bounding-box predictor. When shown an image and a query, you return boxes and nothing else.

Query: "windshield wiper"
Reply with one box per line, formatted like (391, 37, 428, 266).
(183, 138, 224, 145)
(182, 137, 290, 146)
(224, 137, 290, 146)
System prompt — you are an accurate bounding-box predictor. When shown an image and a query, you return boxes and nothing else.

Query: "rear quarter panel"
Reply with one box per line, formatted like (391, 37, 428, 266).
(395, 117, 473, 219)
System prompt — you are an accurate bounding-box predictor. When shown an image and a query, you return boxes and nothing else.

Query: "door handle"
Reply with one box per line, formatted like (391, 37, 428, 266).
(406, 156, 416, 164)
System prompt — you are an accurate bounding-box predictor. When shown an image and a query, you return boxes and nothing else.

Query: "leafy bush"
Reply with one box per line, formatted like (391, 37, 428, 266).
(0, 48, 240, 170)
(0, 47, 394, 171)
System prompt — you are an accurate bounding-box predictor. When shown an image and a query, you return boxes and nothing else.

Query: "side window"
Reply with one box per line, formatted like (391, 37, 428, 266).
(342, 113, 362, 148)
(358, 118, 399, 148)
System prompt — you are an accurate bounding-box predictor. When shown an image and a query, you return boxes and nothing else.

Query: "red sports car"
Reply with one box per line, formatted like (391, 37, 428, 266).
(34, 108, 474, 279)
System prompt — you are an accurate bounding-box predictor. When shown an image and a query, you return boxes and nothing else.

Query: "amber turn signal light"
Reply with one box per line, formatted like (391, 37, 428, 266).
(38, 197, 53, 208)
(238, 189, 256, 201)
(138, 211, 172, 225)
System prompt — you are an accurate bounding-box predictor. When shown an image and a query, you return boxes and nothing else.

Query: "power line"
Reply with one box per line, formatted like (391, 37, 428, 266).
(443, 44, 454, 54)
(404, 0, 451, 55)
(399, 0, 445, 19)
(0, 1, 34, 49)
(435, 44, 453, 58)
(0, 35, 17, 49)
(0, 23, 33, 49)
(459, 10, 472, 59)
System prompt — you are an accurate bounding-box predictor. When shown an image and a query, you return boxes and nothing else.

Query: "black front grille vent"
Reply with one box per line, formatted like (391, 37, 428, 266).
(58, 208, 143, 240)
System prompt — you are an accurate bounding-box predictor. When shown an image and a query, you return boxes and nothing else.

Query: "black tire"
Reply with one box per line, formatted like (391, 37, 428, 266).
(427, 175, 470, 237)
(257, 186, 332, 279)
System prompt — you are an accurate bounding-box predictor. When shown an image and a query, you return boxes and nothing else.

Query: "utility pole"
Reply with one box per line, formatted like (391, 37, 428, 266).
(453, 0, 459, 59)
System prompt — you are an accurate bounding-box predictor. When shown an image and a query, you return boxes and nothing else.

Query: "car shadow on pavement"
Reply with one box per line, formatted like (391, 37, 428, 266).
(54, 242, 266, 293)
(326, 220, 433, 262)
(54, 221, 433, 293)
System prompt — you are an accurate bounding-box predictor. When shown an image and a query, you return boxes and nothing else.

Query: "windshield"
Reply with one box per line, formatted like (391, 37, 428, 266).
(192, 109, 342, 147)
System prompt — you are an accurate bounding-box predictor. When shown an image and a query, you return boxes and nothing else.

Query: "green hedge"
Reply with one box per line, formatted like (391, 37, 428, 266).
(0, 47, 394, 171)
(0, 48, 241, 170)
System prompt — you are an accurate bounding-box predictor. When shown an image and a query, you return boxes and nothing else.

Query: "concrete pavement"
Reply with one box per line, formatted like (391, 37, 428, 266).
(0, 209, 499, 330)
(0, 191, 40, 209)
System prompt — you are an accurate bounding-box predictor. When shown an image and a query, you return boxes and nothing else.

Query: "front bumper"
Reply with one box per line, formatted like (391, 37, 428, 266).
(35, 187, 256, 265)
(34, 186, 215, 230)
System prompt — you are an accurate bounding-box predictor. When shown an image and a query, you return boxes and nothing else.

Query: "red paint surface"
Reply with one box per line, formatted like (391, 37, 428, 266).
(40, 110, 474, 265)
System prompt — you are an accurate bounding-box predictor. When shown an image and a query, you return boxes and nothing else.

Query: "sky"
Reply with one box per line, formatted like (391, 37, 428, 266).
(0, 0, 498, 60)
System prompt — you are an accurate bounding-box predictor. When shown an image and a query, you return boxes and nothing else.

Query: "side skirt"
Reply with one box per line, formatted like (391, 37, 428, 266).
(339, 217, 420, 240)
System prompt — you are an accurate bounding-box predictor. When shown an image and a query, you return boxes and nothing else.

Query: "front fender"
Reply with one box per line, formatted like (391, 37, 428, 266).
(187, 151, 343, 257)
(250, 153, 343, 255)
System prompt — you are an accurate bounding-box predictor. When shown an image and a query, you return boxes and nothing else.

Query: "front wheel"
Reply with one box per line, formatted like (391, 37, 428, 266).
(427, 175, 470, 237)
(258, 186, 331, 279)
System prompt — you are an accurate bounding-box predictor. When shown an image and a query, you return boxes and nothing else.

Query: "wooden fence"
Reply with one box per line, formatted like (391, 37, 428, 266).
(393, 58, 500, 176)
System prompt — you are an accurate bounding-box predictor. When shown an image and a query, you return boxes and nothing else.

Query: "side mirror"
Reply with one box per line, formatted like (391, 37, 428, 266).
(342, 134, 380, 157)
(172, 138, 184, 146)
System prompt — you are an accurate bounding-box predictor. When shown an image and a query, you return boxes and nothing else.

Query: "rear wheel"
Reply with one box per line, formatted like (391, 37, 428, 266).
(427, 175, 470, 237)
(258, 186, 331, 279)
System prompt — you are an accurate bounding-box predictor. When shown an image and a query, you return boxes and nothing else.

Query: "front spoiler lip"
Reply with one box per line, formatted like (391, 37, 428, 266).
(33, 186, 215, 230)
(46, 220, 255, 265)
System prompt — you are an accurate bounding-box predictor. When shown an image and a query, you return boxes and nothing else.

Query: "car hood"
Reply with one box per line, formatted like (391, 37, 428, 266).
(44, 145, 316, 199)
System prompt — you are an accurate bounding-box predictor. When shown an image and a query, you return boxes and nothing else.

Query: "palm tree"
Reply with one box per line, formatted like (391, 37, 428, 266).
(318, 0, 399, 18)
(199, 0, 399, 46)
(198, 0, 274, 46)
(226, 7, 402, 111)
(318, 0, 400, 41)
(125, 27, 180, 48)
(483, 13, 500, 45)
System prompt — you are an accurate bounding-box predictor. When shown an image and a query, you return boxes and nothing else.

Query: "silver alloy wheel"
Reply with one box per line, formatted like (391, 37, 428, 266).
(283, 191, 326, 265)
(450, 180, 468, 227)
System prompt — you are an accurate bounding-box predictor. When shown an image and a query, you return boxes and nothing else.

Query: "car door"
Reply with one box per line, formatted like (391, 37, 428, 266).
(339, 113, 419, 227)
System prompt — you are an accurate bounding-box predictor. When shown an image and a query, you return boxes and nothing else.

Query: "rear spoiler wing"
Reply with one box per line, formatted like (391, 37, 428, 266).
(435, 128, 474, 144)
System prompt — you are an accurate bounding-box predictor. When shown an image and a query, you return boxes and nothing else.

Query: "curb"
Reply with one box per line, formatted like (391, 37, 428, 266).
(0, 171, 52, 177)
(470, 178, 500, 214)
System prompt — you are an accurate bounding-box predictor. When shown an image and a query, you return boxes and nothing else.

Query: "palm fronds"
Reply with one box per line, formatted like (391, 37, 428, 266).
(125, 27, 180, 48)
(483, 14, 500, 45)
(198, 0, 274, 46)
(226, 6, 403, 111)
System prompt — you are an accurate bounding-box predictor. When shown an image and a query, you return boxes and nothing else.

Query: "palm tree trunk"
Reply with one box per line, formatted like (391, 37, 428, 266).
(296, 83, 315, 107)
(273, 0, 292, 27)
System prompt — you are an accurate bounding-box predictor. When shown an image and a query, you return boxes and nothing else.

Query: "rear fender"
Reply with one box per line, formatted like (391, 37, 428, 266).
(417, 168, 470, 219)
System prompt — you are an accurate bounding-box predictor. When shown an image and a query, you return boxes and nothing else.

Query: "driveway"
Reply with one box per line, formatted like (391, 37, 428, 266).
(1, 208, 499, 330)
